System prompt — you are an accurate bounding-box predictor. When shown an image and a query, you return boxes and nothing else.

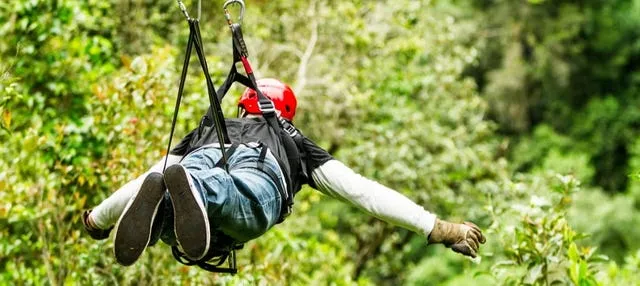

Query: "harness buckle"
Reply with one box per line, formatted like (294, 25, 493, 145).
(260, 107, 276, 114)
(280, 118, 299, 137)
(285, 126, 298, 137)
(258, 99, 276, 114)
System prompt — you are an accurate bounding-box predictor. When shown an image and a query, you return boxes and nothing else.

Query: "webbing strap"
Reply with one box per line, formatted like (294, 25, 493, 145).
(163, 19, 195, 172)
(171, 244, 240, 274)
(216, 25, 254, 100)
(191, 20, 231, 164)
(255, 152, 290, 222)
(213, 22, 281, 131)
(215, 143, 240, 169)
(257, 146, 268, 170)
(227, 25, 279, 121)
(163, 19, 231, 172)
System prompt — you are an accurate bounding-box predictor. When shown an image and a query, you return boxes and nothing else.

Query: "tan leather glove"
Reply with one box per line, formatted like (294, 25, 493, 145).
(428, 219, 486, 258)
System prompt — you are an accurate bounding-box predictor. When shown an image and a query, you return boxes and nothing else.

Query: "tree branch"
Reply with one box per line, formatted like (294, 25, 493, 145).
(293, 1, 319, 95)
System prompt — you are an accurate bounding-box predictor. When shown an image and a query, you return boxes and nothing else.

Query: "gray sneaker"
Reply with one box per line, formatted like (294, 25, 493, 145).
(164, 164, 210, 261)
(114, 172, 166, 266)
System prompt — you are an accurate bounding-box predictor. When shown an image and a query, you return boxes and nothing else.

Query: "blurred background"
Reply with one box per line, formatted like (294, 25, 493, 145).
(1, 0, 640, 284)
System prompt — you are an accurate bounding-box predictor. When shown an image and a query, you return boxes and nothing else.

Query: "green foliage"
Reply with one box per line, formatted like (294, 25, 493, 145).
(569, 189, 640, 263)
(2, 0, 640, 285)
(628, 137, 640, 201)
(469, 0, 640, 193)
(602, 249, 640, 285)
(464, 1, 640, 278)
(0, 0, 118, 118)
(489, 174, 603, 285)
(511, 125, 595, 183)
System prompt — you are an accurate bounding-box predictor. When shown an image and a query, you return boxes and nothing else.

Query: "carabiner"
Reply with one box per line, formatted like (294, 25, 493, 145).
(223, 0, 245, 25)
(177, 0, 202, 21)
(177, 0, 191, 20)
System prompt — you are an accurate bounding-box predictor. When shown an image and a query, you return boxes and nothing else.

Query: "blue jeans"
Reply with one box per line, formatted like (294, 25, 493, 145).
(159, 144, 283, 245)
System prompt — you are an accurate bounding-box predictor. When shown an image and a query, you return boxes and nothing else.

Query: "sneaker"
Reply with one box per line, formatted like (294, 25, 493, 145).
(113, 172, 166, 266)
(147, 197, 166, 247)
(164, 164, 210, 261)
(82, 210, 113, 240)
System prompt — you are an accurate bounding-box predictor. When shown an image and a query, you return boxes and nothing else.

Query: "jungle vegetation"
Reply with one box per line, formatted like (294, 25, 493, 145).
(1, 0, 640, 284)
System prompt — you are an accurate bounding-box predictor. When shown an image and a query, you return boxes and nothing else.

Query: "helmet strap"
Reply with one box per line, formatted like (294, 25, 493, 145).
(237, 106, 247, 118)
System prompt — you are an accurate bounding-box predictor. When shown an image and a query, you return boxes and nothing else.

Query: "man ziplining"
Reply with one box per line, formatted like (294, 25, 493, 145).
(82, 79, 486, 269)
(81, 0, 486, 273)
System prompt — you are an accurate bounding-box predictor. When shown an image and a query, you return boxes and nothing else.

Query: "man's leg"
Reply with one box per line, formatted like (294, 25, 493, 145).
(82, 155, 181, 266)
(164, 164, 211, 261)
(164, 145, 283, 260)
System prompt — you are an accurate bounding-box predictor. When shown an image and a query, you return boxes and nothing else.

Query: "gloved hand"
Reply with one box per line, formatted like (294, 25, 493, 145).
(428, 219, 486, 258)
(82, 210, 113, 240)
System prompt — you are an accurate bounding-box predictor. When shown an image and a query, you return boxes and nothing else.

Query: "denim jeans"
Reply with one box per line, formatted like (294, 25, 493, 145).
(159, 144, 284, 245)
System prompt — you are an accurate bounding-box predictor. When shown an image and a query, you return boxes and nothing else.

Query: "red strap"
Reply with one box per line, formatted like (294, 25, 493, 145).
(240, 56, 253, 75)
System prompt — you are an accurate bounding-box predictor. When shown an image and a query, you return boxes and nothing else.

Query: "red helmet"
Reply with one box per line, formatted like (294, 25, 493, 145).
(238, 78, 297, 121)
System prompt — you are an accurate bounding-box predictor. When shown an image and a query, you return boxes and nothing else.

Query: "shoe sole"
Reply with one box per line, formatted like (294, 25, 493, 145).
(114, 172, 165, 266)
(164, 164, 210, 261)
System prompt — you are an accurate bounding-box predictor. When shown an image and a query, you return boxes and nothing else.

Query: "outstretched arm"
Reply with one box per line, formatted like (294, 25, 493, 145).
(310, 159, 486, 258)
(311, 159, 436, 237)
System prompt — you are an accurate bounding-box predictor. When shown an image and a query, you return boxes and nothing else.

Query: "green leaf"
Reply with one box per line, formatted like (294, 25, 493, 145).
(568, 242, 580, 262)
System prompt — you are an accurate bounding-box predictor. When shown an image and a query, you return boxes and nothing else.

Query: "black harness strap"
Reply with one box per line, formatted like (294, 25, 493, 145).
(214, 143, 240, 169)
(255, 146, 289, 221)
(191, 20, 232, 168)
(163, 19, 231, 172)
(163, 19, 195, 172)
(201, 18, 294, 220)
(257, 145, 268, 170)
(164, 15, 242, 274)
(217, 24, 255, 98)
(222, 24, 289, 153)
(171, 233, 243, 274)
(224, 22, 298, 220)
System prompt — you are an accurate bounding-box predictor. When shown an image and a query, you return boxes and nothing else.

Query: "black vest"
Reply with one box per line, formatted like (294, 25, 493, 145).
(185, 116, 305, 201)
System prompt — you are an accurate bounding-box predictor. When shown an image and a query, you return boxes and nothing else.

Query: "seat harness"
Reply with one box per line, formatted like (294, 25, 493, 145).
(163, 0, 296, 274)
